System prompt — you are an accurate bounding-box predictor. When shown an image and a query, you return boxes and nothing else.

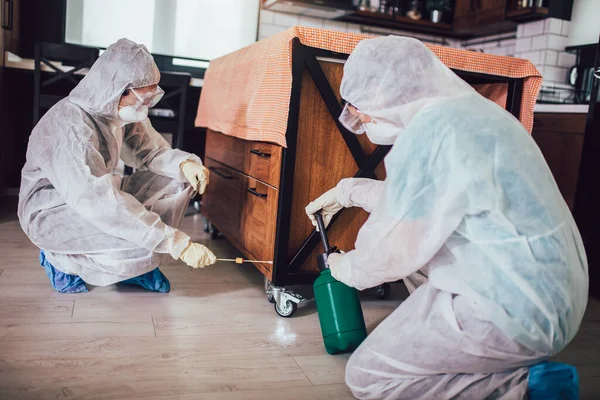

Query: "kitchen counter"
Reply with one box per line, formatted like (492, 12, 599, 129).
(534, 103, 589, 113)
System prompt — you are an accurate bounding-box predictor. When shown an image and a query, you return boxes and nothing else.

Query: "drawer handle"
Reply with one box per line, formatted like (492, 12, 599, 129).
(247, 188, 268, 198)
(2, 0, 14, 30)
(250, 149, 271, 158)
(208, 167, 233, 180)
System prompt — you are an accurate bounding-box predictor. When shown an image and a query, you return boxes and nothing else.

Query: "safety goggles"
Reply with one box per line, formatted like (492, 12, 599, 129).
(128, 86, 165, 111)
(339, 101, 366, 135)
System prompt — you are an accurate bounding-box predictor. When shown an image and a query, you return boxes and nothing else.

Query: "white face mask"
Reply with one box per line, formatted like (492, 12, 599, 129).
(363, 120, 400, 145)
(118, 105, 149, 123)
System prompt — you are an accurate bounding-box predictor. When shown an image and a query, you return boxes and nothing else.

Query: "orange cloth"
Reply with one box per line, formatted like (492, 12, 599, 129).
(196, 26, 542, 147)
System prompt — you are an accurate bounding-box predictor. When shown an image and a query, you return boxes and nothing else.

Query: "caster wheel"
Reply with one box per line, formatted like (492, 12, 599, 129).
(203, 218, 210, 233)
(274, 300, 297, 317)
(375, 283, 391, 300)
(265, 278, 276, 304)
(210, 226, 220, 239)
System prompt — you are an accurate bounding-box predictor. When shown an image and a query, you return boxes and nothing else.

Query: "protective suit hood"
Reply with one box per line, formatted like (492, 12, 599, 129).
(19, 38, 202, 286)
(339, 36, 475, 144)
(69, 38, 160, 119)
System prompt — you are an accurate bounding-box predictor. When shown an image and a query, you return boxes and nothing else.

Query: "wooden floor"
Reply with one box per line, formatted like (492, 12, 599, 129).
(1, 207, 599, 399)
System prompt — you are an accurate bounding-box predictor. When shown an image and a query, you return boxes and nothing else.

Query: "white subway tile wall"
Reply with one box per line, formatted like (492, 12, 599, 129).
(324, 20, 348, 31)
(561, 21, 570, 37)
(545, 18, 563, 35)
(547, 34, 568, 50)
(258, 9, 455, 45)
(537, 66, 546, 77)
(520, 51, 542, 65)
(259, 9, 275, 24)
(544, 66, 568, 83)
(258, 23, 287, 40)
(516, 37, 533, 53)
(558, 52, 577, 68)
(345, 23, 363, 34)
(545, 50, 558, 65)
(274, 12, 299, 27)
(532, 35, 549, 50)
(299, 15, 324, 29)
(258, 11, 573, 87)
(523, 20, 545, 37)
(512, 18, 572, 86)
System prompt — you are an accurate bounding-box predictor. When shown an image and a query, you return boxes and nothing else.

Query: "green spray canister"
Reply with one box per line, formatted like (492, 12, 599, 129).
(313, 212, 367, 355)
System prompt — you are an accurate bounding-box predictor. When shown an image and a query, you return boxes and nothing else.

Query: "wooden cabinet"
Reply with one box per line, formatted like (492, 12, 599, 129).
(202, 158, 244, 242)
(244, 142, 281, 188)
(531, 112, 587, 210)
(203, 132, 280, 279)
(505, 0, 574, 22)
(338, 0, 516, 37)
(0, 0, 5, 192)
(201, 40, 534, 289)
(1, 0, 20, 54)
(0, 0, 19, 193)
(454, 0, 508, 34)
(202, 56, 381, 285)
(241, 177, 278, 272)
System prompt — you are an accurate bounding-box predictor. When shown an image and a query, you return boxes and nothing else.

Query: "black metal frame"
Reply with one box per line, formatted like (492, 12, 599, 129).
(270, 38, 526, 286)
(33, 42, 99, 125)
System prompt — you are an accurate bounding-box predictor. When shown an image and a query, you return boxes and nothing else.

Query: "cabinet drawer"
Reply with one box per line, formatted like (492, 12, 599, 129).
(244, 141, 281, 188)
(241, 178, 278, 266)
(206, 129, 246, 172)
(533, 113, 588, 134)
(202, 159, 244, 240)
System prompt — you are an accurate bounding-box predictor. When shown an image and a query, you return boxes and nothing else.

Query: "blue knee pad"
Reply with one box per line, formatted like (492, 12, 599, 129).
(120, 268, 170, 293)
(40, 250, 88, 293)
(528, 361, 579, 400)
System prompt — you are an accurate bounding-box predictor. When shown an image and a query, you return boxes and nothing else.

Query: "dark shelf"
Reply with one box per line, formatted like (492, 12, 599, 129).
(339, 9, 453, 36)
(506, 6, 549, 22)
(354, 9, 395, 21)
(395, 14, 453, 31)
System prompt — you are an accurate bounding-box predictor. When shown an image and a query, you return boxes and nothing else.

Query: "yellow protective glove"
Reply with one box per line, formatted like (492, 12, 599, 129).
(181, 161, 210, 194)
(305, 186, 343, 231)
(179, 242, 217, 269)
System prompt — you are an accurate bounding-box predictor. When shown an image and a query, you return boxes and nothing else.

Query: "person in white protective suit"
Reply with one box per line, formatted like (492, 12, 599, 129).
(305, 36, 588, 400)
(18, 39, 217, 294)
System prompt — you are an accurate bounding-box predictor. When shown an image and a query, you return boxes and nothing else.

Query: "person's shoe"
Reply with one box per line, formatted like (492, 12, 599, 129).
(527, 361, 579, 400)
(120, 268, 171, 293)
(40, 250, 88, 293)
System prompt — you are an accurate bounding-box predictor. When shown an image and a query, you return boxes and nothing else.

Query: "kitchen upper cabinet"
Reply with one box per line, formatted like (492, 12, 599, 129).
(1, 0, 20, 54)
(280, 0, 573, 38)
(342, 0, 515, 37)
(505, 0, 574, 22)
(454, 0, 507, 33)
(1, 0, 66, 59)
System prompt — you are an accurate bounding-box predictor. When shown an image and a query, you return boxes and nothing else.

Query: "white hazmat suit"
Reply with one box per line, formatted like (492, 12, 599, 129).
(18, 39, 202, 286)
(307, 36, 588, 399)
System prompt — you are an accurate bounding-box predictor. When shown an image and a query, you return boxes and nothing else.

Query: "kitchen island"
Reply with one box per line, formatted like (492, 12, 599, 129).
(196, 26, 542, 316)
